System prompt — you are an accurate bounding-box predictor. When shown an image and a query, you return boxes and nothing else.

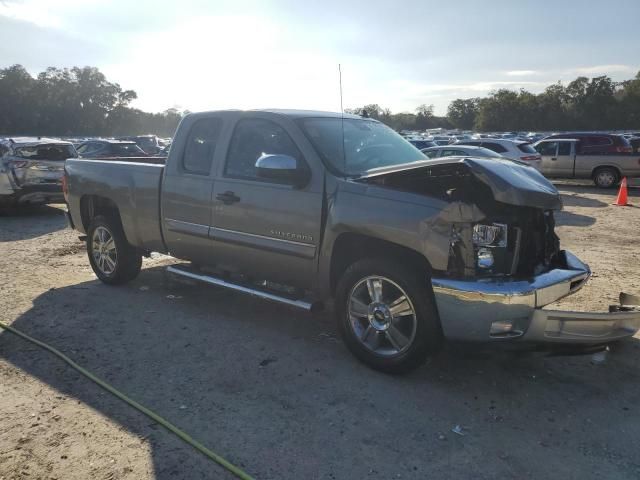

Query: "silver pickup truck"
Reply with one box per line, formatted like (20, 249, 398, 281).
(534, 138, 640, 188)
(64, 110, 640, 373)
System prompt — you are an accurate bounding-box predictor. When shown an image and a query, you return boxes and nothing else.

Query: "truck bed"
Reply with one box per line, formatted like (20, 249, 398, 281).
(65, 158, 166, 253)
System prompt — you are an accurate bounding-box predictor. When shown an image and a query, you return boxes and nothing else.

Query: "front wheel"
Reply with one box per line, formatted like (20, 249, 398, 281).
(593, 167, 619, 188)
(335, 258, 443, 374)
(87, 215, 142, 285)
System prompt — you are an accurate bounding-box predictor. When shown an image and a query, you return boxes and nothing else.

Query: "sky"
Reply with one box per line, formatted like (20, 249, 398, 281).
(1, 0, 639, 115)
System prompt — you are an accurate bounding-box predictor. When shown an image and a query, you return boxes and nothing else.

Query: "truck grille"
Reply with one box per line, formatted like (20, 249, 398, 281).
(515, 210, 560, 275)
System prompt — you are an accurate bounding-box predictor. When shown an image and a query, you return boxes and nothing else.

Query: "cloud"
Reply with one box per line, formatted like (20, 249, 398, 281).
(566, 64, 636, 76)
(0, 0, 64, 28)
(505, 70, 540, 77)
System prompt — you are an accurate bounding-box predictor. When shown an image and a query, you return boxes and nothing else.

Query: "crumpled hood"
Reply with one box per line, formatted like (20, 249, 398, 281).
(357, 157, 562, 210)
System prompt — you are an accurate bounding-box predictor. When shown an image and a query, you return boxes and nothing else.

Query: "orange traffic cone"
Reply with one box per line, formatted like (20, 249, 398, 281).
(613, 177, 629, 206)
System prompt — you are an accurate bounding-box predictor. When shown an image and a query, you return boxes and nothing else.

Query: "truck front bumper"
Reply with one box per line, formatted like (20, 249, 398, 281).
(431, 251, 640, 344)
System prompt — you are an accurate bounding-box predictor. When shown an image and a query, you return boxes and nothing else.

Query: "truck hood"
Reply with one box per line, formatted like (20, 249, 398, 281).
(357, 157, 562, 210)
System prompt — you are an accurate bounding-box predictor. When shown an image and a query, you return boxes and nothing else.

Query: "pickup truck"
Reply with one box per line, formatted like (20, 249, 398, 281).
(534, 138, 640, 188)
(63, 110, 640, 373)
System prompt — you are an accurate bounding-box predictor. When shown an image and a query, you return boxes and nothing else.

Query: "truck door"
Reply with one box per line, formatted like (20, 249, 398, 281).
(161, 116, 224, 264)
(210, 115, 323, 288)
(537, 141, 559, 176)
(538, 141, 574, 177)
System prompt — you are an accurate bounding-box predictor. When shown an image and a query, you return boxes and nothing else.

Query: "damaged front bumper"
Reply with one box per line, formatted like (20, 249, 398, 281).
(431, 251, 640, 345)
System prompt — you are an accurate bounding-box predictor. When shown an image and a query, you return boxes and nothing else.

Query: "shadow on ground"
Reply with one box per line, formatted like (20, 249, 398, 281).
(0, 204, 67, 241)
(554, 210, 597, 227)
(2, 265, 640, 479)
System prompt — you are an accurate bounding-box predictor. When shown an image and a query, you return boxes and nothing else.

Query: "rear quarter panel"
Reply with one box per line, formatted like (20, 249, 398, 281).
(66, 159, 165, 252)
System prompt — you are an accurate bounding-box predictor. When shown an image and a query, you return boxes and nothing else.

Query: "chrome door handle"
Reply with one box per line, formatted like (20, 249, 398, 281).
(216, 191, 241, 205)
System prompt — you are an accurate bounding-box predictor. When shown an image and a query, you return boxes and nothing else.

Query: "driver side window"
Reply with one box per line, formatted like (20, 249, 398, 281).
(537, 142, 558, 156)
(225, 118, 304, 181)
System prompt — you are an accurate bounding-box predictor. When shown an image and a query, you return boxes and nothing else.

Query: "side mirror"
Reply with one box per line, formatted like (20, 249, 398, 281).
(255, 154, 310, 187)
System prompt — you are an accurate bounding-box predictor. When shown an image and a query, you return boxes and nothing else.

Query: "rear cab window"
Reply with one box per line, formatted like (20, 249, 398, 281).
(558, 142, 572, 155)
(182, 118, 223, 175)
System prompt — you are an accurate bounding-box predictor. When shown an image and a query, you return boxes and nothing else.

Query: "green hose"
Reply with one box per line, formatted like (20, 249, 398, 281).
(0, 320, 255, 480)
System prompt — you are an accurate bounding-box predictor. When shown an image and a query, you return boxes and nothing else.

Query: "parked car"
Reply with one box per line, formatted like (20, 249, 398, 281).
(0, 137, 76, 206)
(534, 138, 640, 188)
(77, 140, 148, 158)
(455, 139, 542, 169)
(118, 135, 162, 155)
(63, 109, 640, 373)
(421, 145, 505, 160)
(431, 135, 454, 146)
(408, 139, 436, 149)
(629, 137, 640, 153)
(542, 133, 633, 155)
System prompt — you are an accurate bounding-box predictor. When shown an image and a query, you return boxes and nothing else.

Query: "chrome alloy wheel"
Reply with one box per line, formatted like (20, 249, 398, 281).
(92, 226, 117, 275)
(347, 276, 418, 357)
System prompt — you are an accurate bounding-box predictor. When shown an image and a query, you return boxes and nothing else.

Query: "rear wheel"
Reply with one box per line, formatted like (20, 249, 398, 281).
(336, 258, 442, 374)
(87, 215, 142, 285)
(593, 167, 619, 188)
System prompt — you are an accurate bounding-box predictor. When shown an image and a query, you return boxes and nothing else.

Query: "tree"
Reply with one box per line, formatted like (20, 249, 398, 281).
(0, 64, 184, 137)
(446, 98, 479, 130)
(414, 104, 435, 129)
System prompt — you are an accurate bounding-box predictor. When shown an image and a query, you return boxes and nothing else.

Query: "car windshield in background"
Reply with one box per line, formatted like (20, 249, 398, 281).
(299, 118, 426, 176)
(15, 144, 77, 160)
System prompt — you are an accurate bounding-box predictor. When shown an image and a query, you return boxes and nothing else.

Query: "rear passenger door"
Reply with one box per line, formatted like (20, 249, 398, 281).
(161, 116, 224, 264)
(210, 114, 323, 288)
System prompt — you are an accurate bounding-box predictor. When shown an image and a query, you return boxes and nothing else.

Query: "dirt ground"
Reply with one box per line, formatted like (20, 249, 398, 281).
(1, 183, 639, 480)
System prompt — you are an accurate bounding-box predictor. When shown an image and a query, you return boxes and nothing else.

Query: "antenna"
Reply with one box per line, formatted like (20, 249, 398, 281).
(339, 64, 346, 173)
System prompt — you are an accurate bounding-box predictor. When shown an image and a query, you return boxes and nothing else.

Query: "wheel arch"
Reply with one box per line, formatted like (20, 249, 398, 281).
(591, 164, 621, 179)
(329, 232, 433, 295)
(80, 195, 127, 238)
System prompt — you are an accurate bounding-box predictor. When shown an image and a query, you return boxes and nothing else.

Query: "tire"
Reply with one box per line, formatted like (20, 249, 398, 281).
(87, 215, 142, 285)
(593, 167, 619, 189)
(335, 258, 443, 374)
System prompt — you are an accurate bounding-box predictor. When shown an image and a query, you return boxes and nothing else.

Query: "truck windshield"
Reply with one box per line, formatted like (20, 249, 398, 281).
(299, 117, 426, 176)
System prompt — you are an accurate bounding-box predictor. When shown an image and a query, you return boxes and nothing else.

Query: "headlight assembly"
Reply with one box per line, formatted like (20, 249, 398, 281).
(473, 223, 508, 248)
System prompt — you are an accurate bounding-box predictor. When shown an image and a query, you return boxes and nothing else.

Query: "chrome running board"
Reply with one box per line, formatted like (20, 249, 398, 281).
(166, 265, 315, 311)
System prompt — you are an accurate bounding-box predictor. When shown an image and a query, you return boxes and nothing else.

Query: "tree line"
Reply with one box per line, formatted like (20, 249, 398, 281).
(348, 71, 640, 132)
(0, 64, 183, 137)
(2, 64, 640, 137)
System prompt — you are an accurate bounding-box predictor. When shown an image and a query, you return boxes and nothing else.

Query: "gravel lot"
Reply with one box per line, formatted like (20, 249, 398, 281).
(1, 183, 639, 480)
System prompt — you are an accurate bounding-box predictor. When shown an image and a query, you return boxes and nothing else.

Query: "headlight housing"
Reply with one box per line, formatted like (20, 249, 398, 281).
(473, 223, 508, 248)
(473, 223, 508, 272)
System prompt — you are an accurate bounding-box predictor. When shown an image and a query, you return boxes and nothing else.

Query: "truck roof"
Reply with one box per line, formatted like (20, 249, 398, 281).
(190, 109, 366, 120)
(255, 109, 365, 120)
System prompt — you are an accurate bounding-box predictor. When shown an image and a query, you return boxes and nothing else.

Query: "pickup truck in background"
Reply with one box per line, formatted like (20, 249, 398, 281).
(534, 138, 640, 188)
(63, 110, 640, 373)
(1, 137, 77, 206)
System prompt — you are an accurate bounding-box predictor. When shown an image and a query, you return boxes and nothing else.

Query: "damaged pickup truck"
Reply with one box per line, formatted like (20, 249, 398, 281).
(63, 110, 640, 373)
(1, 137, 77, 206)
